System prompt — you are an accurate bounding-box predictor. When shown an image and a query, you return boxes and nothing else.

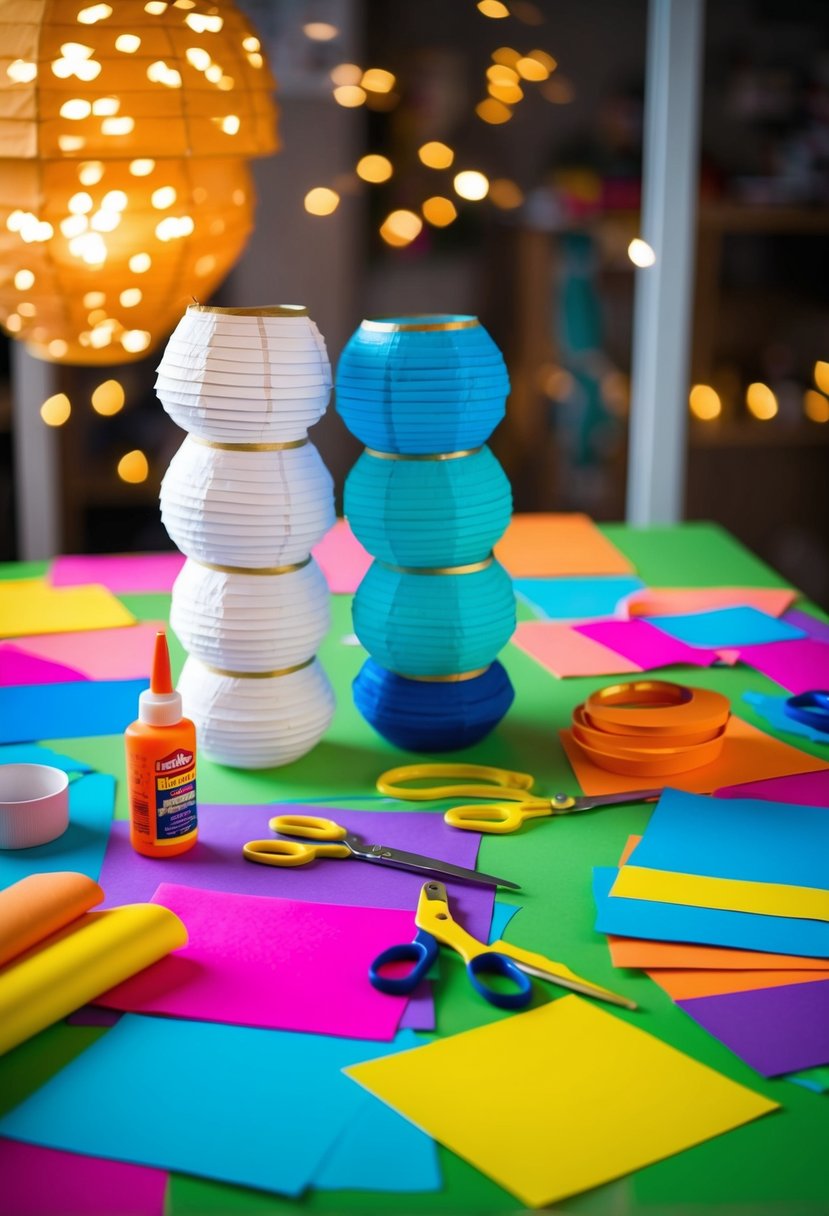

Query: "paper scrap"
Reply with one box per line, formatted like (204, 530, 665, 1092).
(345, 996, 777, 1209)
(488, 901, 521, 945)
(314, 1089, 441, 1192)
(513, 576, 644, 621)
(0, 679, 149, 744)
(643, 607, 805, 649)
(575, 618, 720, 668)
(0, 580, 135, 639)
(311, 519, 372, 594)
(737, 638, 829, 695)
(561, 714, 829, 797)
(0, 645, 86, 686)
(782, 609, 829, 644)
(0, 1017, 432, 1198)
(9, 622, 167, 682)
(677, 979, 829, 1077)
(49, 554, 184, 595)
(495, 514, 634, 578)
(625, 586, 797, 619)
(0, 1139, 167, 1216)
(98, 883, 415, 1041)
(512, 621, 641, 679)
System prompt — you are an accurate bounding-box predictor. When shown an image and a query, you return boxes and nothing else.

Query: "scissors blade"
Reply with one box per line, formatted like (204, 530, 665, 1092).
(348, 842, 520, 890)
(569, 788, 663, 812)
(514, 960, 637, 1010)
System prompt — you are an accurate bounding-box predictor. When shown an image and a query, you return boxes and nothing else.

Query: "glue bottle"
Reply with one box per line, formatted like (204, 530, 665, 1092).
(125, 629, 198, 857)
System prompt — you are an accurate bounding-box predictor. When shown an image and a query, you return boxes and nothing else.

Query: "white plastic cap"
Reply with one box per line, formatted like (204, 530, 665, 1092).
(138, 686, 183, 727)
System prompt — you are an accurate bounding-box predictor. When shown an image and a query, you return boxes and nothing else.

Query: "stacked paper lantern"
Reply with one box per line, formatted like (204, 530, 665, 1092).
(157, 304, 336, 768)
(336, 315, 516, 752)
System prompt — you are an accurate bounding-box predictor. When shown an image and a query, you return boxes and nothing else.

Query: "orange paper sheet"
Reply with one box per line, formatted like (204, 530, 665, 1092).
(645, 966, 829, 1000)
(495, 513, 634, 577)
(625, 586, 797, 618)
(512, 621, 641, 678)
(561, 714, 829, 797)
(0, 872, 103, 968)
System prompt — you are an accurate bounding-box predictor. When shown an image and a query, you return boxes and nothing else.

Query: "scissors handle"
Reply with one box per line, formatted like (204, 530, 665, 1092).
(466, 952, 533, 1009)
(369, 929, 438, 995)
(444, 801, 553, 835)
(377, 763, 536, 803)
(242, 838, 351, 867)
(268, 814, 348, 840)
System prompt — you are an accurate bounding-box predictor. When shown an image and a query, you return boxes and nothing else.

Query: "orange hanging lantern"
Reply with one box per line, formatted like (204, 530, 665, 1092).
(0, 0, 278, 364)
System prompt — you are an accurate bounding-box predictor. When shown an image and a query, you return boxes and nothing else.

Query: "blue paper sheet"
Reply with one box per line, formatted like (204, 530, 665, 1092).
(0, 742, 92, 774)
(629, 788, 829, 888)
(514, 576, 644, 621)
(642, 606, 805, 649)
(0, 679, 147, 743)
(0, 1016, 440, 1197)
(0, 771, 115, 892)
(317, 1086, 440, 1192)
(488, 901, 522, 944)
(593, 868, 829, 957)
(742, 690, 829, 745)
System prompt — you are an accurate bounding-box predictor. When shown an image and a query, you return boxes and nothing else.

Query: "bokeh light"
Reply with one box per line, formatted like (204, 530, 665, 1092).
(418, 141, 455, 169)
(688, 384, 722, 421)
(117, 449, 149, 483)
(356, 155, 393, 183)
(379, 209, 423, 247)
(745, 382, 778, 421)
(421, 196, 458, 227)
(304, 187, 341, 216)
(91, 378, 125, 416)
(40, 393, 71, 426)
(453, 170, 490, 201)
(628, 238, 656, 268)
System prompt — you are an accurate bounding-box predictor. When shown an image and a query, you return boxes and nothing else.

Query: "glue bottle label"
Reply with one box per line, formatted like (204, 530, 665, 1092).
(154, 747, 197, 841)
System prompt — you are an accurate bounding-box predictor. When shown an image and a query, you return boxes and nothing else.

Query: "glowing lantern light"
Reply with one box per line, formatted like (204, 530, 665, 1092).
(0, 0, 278, 365)
(91, 377, 125, 414)
(117, 448, 149, 482)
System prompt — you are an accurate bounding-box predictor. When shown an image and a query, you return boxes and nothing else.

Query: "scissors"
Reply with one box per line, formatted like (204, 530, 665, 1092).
(370, 880, 637, 1011)
(242, 813, 520, 889)
(376, 763, 661, 835)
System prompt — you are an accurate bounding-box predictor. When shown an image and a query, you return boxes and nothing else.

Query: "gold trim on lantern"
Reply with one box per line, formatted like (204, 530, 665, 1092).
(190, 436, 309, 452)
(191, 557, 311, 577)
(187, 304, 309, 317)
(390, 666, 490, 683)
(379, 556, 493, 576)
(360, 316, 480, 333)
(199, 657, 315, 679)
(364, 447, 482, 462)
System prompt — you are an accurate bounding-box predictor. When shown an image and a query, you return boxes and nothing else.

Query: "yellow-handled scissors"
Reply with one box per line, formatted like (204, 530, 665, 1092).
(242, 813, 520, 889)
(376, 763, 661, 835)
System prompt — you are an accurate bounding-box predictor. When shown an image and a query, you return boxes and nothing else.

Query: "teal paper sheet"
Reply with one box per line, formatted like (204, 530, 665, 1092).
(487, 902, 521, 944)
(513, 577, 644, 621)
(643, 606, 805, 649)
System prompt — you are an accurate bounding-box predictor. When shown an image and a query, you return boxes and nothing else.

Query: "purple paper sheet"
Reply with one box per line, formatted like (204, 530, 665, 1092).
(737, 638, 829, 695)
(783, 609, 829, 645)
(399, 982, 435, 1030)
(574, 619, 719, 669)
(716, 770, 829, 805)
(0, 1138, 167, 1216)
(678, 978, 829, 1077)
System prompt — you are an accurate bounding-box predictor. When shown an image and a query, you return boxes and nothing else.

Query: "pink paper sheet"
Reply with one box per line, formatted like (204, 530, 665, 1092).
(736, 638, 829, 695)
(0, 1138, 167, 1216)
(98, 883, 414, 1041)
(575, 619, 719, 669)
(0, 644, 86, 685)
(312, 520, 372, 594)
(512, 621, 641, 679)
(49, 554, 184, 594)
(716, 770, 829, 805)
(624, 586, 797, 618)
(10, 621, 166, 681)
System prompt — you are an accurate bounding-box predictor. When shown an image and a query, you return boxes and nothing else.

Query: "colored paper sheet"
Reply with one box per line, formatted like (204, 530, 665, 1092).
(0, 644, 86, 686)
(643, 606, 805, 649)
(0, 679, 148, 744)
(0, 1139, 168, 1216)
(97, 883, 414, 1041)
(785, 1064, 829, 1093)
(50, 553, 184, 595)
(495, 513, 635, 577)
(561, 713, 829, 797)
(677, 979, 829, 1077)
(512, 620, 641, 678)
(315, 1090, 440, 1193)
(742, 689, 829, 744)
(0, 580, 135, 639)
(99, 802, 493, 945)
(488, 901, 521, 945)
(782, 609, 829, 644)
(737, 638, 829, 695)
(613, 867, 829, 923)
(625, 586, 798, 618)
(0, 742, 91, 775)
(593, 867, 829, 957)
(575, 618, 720, 668)
(0, 773, 115, 894)
(312, 519, 372, 594)
(0, 1017, 431, 1198)
(9, 622, 166, 681)
(397, 984, 435, 1032)
(345, 996, 776, 1209)
(66, 1005, 123, 1028)
(609, 933, 829, 971)
(646, 966, 829, 1000)
(717, 769, 829, 805)
(513, 576, 644, 621)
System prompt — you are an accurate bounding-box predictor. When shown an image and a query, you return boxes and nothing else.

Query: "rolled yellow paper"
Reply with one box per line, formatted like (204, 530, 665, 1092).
(0, 903, 187, 1055)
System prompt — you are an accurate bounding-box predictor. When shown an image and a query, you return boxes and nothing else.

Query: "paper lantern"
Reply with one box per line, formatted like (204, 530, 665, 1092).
(336, 314, 516, 751)
(157, 305, 335, 769)
(0, 0, 278, 364)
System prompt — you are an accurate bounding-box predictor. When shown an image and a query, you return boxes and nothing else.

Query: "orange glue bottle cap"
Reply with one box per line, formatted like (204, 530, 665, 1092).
(138, 630, 183, 727)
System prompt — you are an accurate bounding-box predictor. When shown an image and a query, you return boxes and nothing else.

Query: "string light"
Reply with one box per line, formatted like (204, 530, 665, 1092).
(356, 155, 393, 183)
(804, 389, 829, 423)
(628, 238, 656, 267)
(421, 196, 457, 227)
(814, 361, 829, 395)
(477, 0, 510, 17)
(745, 382, 778, 421)
(304, 187, 340, 216)
(453, 170, 490, 201)
(476, 98, 512, 124)
(117, 449, 149, 483)
(91, 378, 125, 415)
(418, 141, 454, 169)
(379, 209, 423, 247)
(488, 178, 524, 209)
(333, 85, 367, 107)
(688, 384, 722, 421)
(40, 393, 72, 426)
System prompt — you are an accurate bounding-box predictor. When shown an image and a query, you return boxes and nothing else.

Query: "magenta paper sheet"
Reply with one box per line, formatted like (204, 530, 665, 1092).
(49, 553, 184, 594)
(10, 621, 166, 682)
(0, 1138, 167, 1216)
(737, 638, 829, 695)
(575, 619, 719, 669)
(0, 644, 86, 686)
(716, 770, 829, 805)
(98, 883, 414, 1041)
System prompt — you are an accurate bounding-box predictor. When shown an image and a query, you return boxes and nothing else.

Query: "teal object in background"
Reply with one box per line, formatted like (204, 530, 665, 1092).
(345, 446, 512, 567)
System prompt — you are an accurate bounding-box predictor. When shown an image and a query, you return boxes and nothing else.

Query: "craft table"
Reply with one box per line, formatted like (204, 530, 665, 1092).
(1, 521, 828, 1215)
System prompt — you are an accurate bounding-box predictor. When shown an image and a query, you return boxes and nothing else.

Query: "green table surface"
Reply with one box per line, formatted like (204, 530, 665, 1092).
(2, 522, 828, 1215)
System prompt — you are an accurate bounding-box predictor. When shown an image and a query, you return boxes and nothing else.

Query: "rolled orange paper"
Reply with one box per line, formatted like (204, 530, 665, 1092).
(0, 872, 103, 968)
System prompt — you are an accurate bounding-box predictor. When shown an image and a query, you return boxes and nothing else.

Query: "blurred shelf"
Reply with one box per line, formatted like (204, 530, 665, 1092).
(689, 422, 829, 447)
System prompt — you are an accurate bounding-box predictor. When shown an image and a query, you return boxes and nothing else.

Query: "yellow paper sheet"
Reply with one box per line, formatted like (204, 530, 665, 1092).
(345, 997, 777, 1209)
(613, 866, 829, 923)
(0, 904, 186, 1055)
(0, 579, 135, 639)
